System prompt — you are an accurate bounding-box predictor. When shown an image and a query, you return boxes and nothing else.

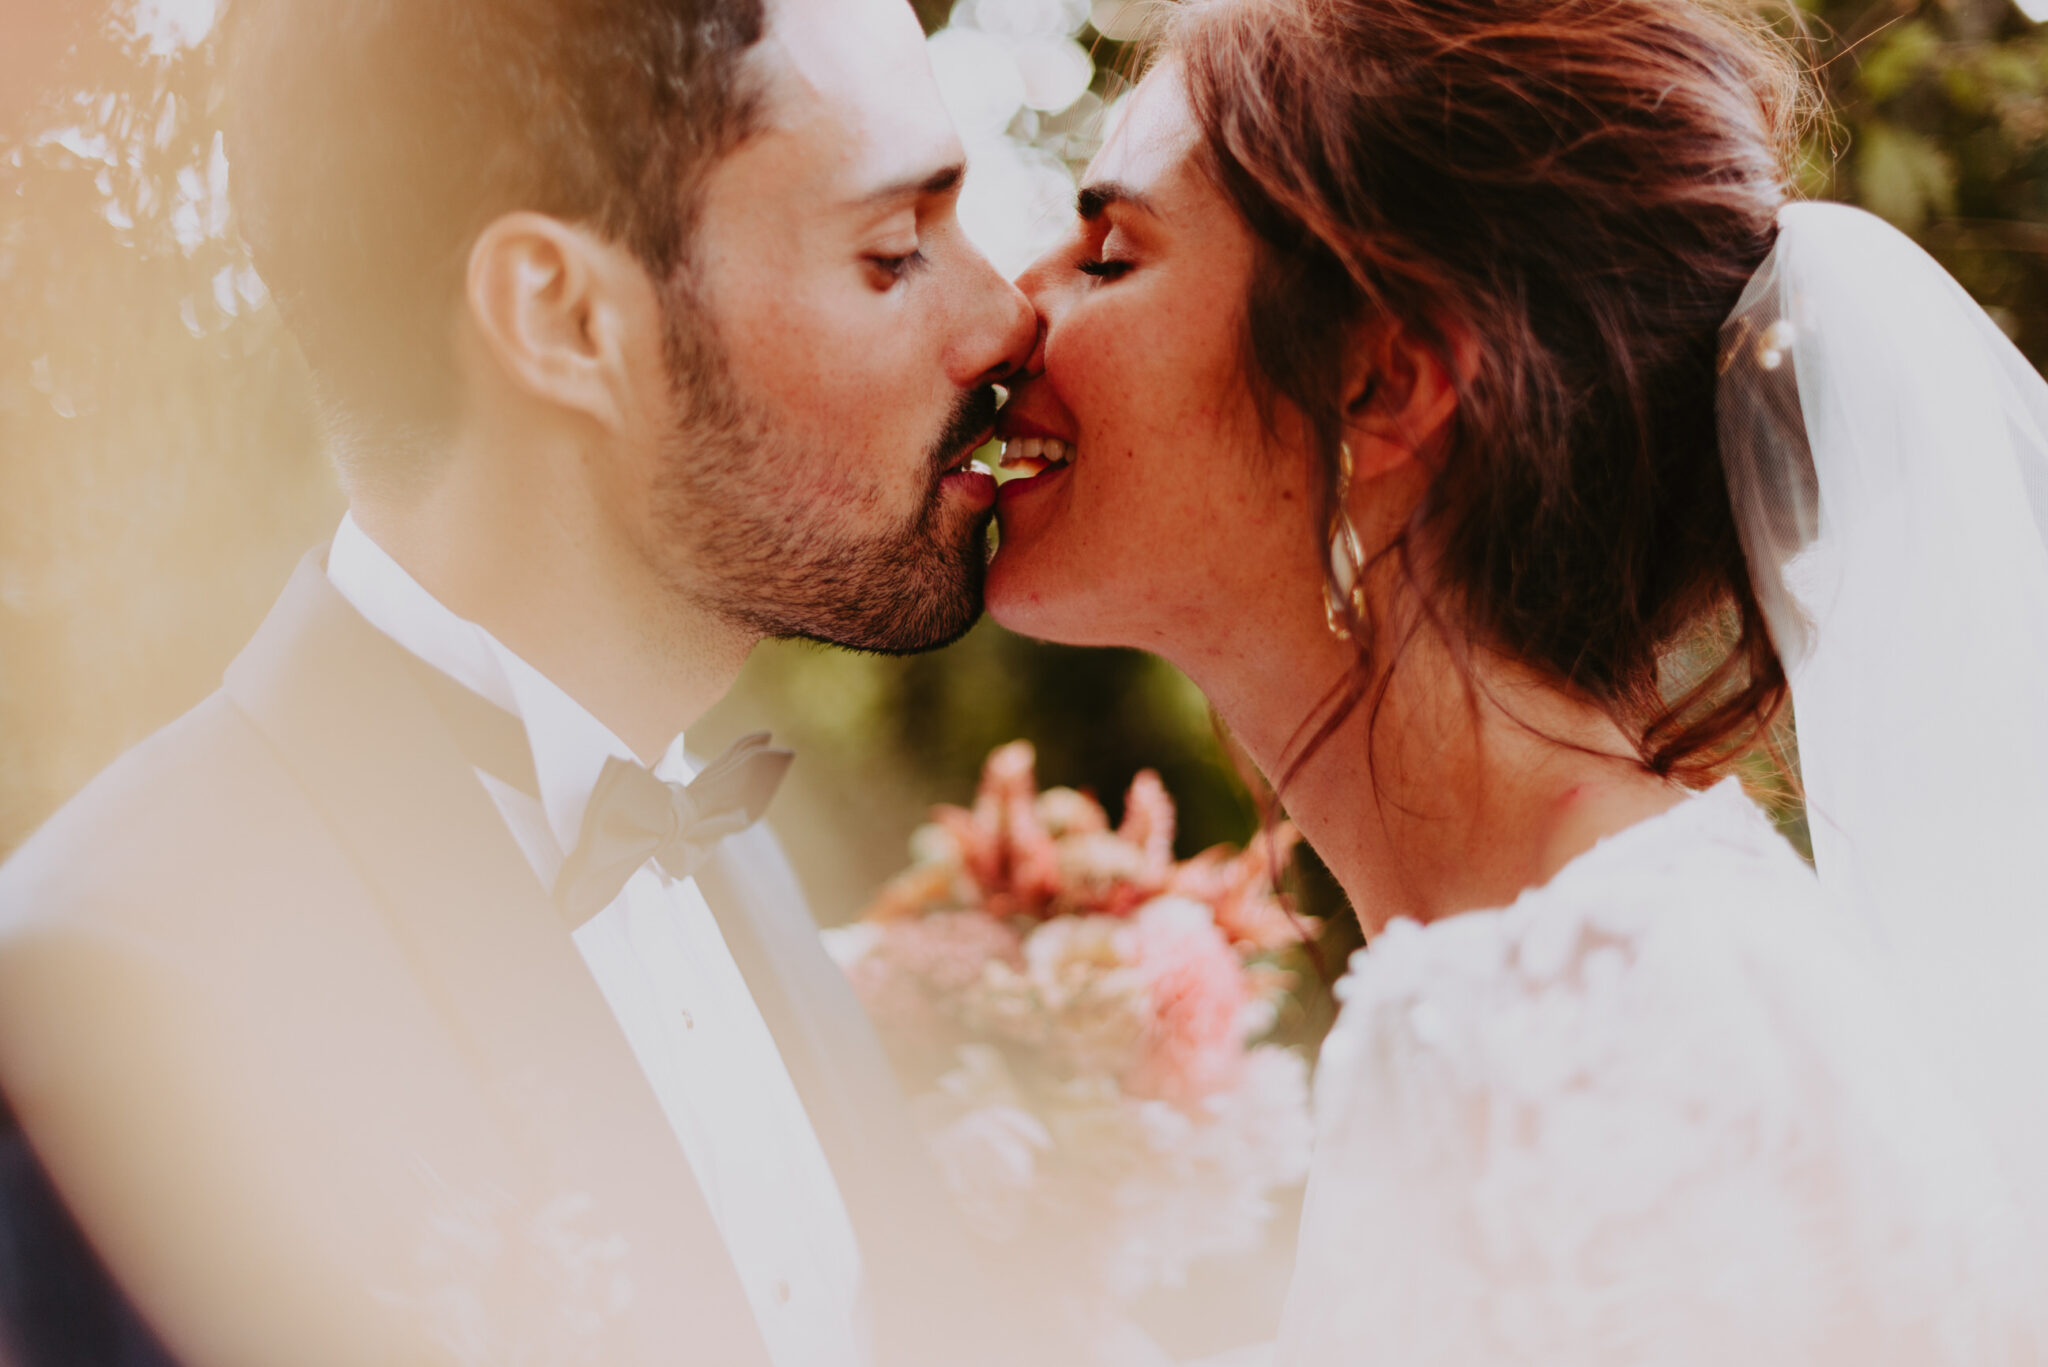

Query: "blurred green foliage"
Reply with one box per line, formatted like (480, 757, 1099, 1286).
(1817, 0, 2048, 348)
(2, 0, 2044, 994)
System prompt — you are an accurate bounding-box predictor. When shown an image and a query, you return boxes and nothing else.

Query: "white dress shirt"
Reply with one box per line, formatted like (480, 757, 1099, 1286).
(327, 513, 869, 1367)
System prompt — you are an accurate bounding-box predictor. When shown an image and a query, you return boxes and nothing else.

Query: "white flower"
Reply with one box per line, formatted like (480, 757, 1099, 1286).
(1133, 894, 1215, 937)
(933, 1042, 1027, 1108)
(1235, 994, 1280, 1042)
(907, 821, 963, 870)
(1035, 786, 1109, 837)
(920, 1048, 1054, 1242)
(1022, 913, 1142, 1004)
(1087, 1045, 1314, 1295)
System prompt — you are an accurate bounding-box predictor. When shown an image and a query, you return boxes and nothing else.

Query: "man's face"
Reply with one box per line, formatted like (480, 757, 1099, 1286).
(635, 0, 1035, 652)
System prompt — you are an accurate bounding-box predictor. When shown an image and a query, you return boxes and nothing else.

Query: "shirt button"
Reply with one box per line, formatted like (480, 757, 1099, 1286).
(773, 1279, 791, 1306)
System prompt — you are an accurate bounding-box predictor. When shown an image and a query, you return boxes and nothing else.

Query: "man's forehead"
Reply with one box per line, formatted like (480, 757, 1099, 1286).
(750, 0, 962, 200)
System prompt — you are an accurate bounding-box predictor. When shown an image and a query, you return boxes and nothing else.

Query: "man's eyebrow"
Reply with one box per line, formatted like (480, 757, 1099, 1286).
(849, 162, 966, 209)
(1077, 181, 1160, 221)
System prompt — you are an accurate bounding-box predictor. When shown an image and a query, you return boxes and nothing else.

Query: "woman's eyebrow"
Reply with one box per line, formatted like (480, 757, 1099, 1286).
(1077, 181, 1162, 222)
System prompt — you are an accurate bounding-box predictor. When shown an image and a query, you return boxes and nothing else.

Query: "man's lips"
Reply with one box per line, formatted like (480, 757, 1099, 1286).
(937, 426, 995, 479)
(938, 427, 998, 508)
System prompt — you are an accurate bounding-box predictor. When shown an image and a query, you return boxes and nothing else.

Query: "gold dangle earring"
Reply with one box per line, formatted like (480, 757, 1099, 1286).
(1323, 441, 1368, 641)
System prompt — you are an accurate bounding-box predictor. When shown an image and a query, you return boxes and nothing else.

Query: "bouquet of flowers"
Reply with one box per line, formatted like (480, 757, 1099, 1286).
(826, 741, 1316, 1318)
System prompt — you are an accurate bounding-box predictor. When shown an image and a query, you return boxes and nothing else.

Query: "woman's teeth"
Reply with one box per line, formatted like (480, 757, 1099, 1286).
(999, 436, 1077, 476)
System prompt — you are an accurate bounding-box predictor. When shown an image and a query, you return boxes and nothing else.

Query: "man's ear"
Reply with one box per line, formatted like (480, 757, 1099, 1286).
(1340, 319, 1477, 482)
(463, 212, 648, 433)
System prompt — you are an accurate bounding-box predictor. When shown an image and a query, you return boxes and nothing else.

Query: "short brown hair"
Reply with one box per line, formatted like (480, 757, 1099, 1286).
(226, 0, 768, 481)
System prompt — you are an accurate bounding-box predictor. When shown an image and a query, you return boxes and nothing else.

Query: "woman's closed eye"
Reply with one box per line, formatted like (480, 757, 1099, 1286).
(1075, 222, 1136, 281)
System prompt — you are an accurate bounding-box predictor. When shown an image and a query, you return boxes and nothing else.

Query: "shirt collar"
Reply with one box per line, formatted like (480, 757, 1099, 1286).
(325, 512, 695, 864)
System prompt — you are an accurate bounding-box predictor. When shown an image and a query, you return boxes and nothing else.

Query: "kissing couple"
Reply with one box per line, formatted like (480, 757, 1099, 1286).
(5, 0, 2048, 1363)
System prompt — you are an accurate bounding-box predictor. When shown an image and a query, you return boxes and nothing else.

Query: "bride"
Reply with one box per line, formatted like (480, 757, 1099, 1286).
(986, 0, 2048, 1359)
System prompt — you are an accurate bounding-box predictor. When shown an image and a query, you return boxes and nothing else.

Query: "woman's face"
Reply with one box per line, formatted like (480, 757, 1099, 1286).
(987, 65, 1324, 661)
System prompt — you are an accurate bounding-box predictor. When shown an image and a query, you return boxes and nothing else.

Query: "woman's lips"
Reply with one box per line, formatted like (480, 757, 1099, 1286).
(994, 458, 1071, 511)
(996, 433, 1077, 477)
(993, 420, 1076, 517)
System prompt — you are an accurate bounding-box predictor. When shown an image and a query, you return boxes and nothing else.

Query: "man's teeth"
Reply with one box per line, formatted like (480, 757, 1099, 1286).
(998, 436, 1077, 474)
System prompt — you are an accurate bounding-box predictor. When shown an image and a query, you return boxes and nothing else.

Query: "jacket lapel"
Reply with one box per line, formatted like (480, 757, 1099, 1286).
(696, 832, 1018, 1367)
(223, 551, 771, 1367)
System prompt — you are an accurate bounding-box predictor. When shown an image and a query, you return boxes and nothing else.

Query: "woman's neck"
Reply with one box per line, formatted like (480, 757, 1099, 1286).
(1185, 621, 1686, 936)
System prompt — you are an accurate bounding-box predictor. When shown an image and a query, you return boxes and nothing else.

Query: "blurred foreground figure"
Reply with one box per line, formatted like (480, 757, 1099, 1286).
(0, 0, 98, 132)
(0, 0, 1037, 1363)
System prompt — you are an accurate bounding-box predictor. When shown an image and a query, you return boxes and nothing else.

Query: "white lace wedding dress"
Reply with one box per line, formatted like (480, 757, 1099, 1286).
(1277, 779, 2045, 1366)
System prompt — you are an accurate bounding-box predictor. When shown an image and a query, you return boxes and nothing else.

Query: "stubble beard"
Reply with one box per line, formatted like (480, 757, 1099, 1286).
(652, 289, 998, 654)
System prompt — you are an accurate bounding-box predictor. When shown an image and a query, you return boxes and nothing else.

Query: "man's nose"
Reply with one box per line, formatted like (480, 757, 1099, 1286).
(957, 251, 1041, 389)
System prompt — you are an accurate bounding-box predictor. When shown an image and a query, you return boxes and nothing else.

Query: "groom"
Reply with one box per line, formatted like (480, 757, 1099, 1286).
(0, 0, 1034, 1364)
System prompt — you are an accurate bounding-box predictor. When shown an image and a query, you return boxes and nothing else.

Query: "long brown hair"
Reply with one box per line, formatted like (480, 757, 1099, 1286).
(1159, 0, 1814, 785)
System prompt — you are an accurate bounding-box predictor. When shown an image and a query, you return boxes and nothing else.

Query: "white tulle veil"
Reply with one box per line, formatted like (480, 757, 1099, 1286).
(1717, 201, 2048, 1253)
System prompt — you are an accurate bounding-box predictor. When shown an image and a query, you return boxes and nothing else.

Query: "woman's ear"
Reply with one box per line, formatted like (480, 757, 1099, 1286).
(1340, 319, 1476, 481)
(463, 212, 646, 433)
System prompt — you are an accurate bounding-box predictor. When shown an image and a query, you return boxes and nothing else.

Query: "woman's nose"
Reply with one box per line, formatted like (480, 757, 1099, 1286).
(1011, 247, 1075, 376)
(1013, 242, 1065, 313)
(989, 273, 1037, 384)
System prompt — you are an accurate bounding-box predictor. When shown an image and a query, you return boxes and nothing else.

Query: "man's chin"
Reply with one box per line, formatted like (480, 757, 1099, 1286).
(776, 550, 988, 655)
(781, 595, 983, 655)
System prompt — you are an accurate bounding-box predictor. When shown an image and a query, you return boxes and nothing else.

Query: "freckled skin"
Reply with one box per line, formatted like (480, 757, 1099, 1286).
(986, 67, 1702, 944)
(988, 69, 1325, 665)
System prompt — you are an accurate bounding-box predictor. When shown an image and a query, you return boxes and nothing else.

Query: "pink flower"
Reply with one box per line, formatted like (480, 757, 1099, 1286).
(866, 858, 963, 923)
(1056, 832, 1150, 915)
(928, 741, 1066, 918)
(976, 915, 1152, 1077)
(876, 910, 1024, 997)
(833, 741, 1320, 1301)
(1114, 770, 1177, 904)
(929, 803, 996, 894)
(835, 914, 1019, 1032)
(842, 911, 1027, 1079)
(845, 950, 944, 1039)
(1121, 899, 1251, 1107)
(1168, 823, 1316, 953)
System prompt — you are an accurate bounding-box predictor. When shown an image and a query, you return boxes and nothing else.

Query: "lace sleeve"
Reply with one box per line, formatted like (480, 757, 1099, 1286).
(1277, 804, 2039, 1366)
